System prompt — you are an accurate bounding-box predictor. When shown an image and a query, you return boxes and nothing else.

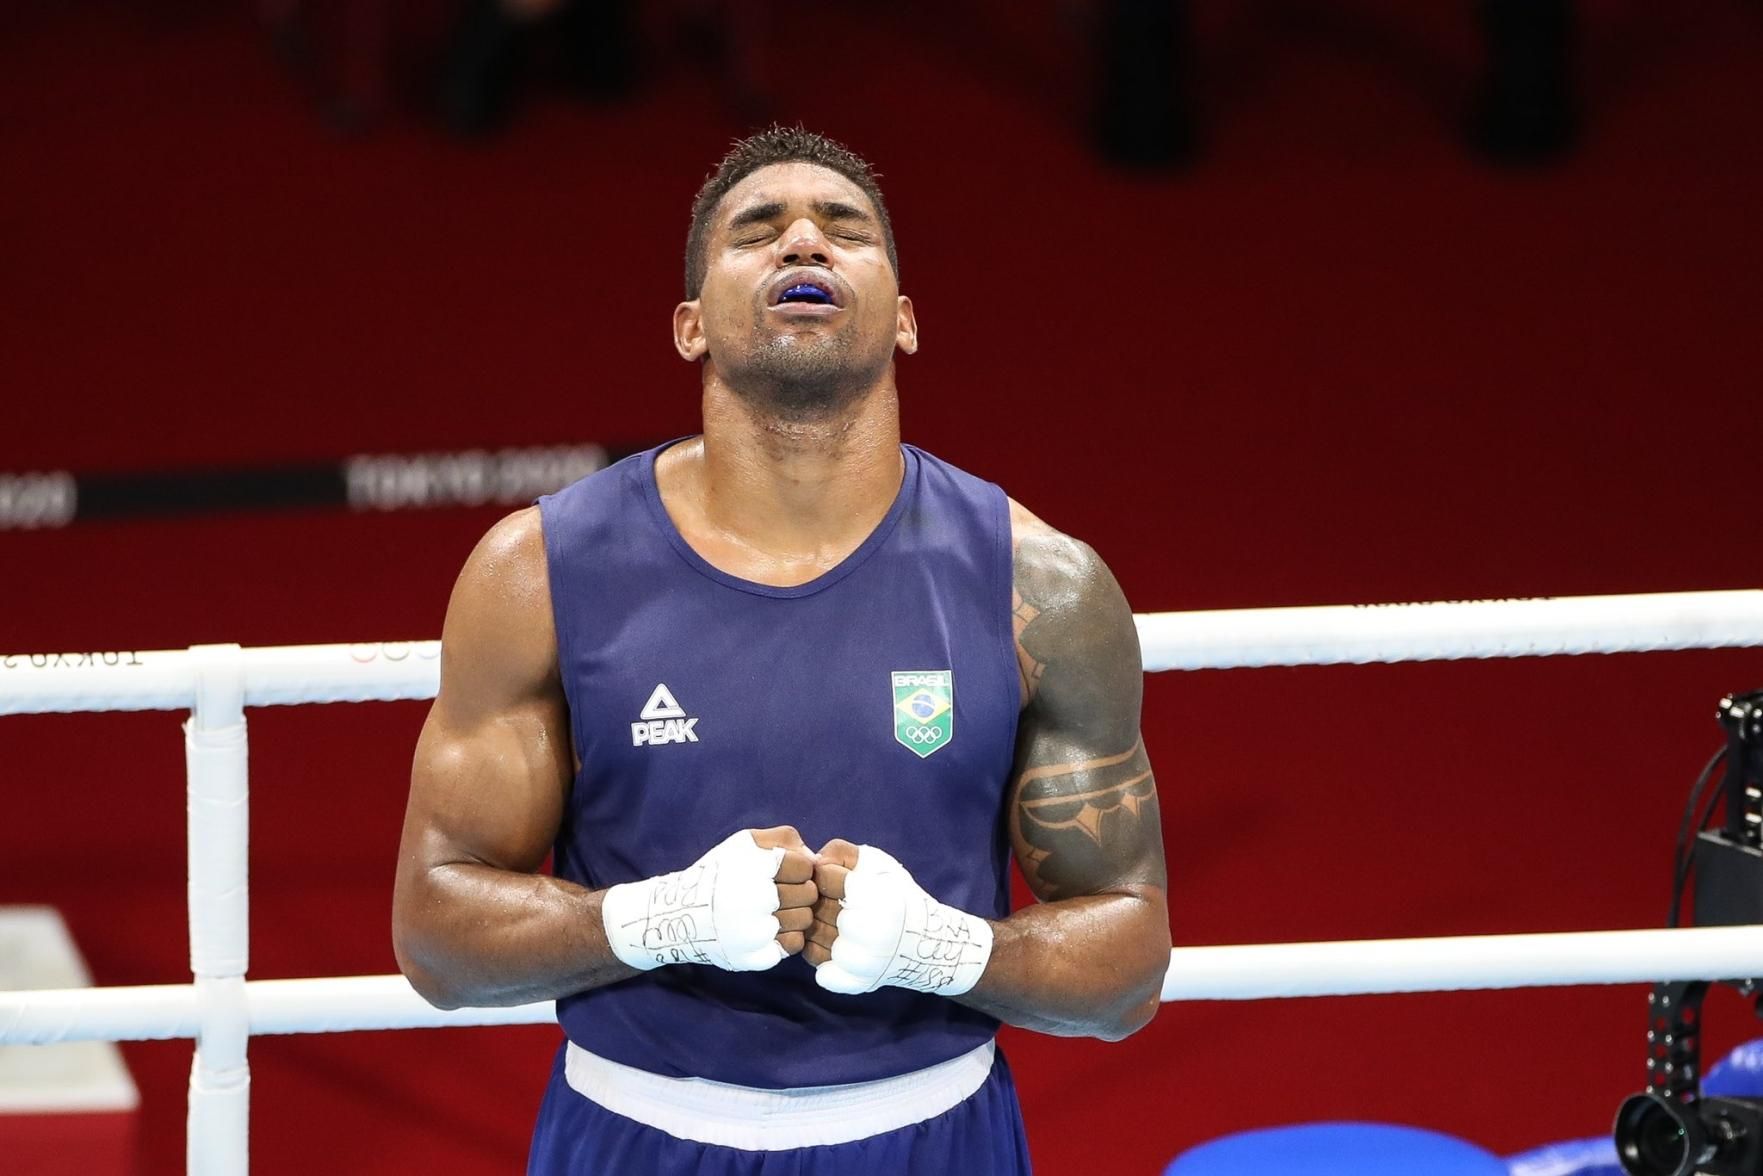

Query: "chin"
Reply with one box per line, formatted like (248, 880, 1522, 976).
(730, 346, 882, 419)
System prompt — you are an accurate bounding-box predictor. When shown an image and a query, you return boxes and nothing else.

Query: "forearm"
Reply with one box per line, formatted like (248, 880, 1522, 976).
(956, 889, 1169, 1040)
(394, 862, 634, 1009)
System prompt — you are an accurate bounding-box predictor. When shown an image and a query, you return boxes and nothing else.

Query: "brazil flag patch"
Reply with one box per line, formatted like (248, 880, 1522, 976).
(891, 670, 954, 758)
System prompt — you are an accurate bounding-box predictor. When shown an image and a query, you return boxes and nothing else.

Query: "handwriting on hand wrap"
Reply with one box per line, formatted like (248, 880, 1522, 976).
(884, 897, 985, 992)
(635, 861, 717, 966)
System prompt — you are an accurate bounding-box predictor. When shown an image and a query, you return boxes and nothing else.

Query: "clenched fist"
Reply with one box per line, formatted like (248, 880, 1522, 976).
(601, 825, 818, 972)
(804, 839, 993, 996)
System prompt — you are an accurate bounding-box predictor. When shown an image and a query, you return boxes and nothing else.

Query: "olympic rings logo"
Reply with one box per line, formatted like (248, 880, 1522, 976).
(347, 642, 441, 665)
(902, 725, 946, 744)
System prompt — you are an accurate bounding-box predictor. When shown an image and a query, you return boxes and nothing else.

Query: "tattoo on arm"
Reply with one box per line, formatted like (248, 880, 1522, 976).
(1012, 590, 1045, 704)
(1011, 738, 1161, 900)
(1009, 513, 1166, 903)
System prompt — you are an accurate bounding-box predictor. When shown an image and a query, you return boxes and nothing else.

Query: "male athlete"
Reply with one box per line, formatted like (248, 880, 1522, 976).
(392, 127, 1170, 1174)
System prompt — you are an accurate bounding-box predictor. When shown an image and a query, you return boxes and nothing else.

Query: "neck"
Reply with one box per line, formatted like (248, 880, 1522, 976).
(690, 364, 904, 556)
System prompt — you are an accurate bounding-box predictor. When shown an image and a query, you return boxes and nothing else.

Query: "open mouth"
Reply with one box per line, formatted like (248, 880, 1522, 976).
(767, 270, 845, 312)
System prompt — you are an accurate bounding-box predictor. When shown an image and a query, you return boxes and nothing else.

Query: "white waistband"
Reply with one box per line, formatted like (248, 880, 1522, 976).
(563, 1038, 996, 1151)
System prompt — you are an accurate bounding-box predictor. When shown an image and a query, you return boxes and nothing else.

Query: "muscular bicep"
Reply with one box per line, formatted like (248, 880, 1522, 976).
(1007, 508, 1165, 903)
(407, 694, 571, 875)
(399, 508, 573, 882)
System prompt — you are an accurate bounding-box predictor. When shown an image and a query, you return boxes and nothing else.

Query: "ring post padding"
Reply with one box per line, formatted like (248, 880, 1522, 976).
(184, 644, 250, 1176)
(187, 976, 249, 1173)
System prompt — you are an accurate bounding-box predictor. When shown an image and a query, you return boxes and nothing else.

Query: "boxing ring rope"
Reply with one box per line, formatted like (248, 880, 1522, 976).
(5, 590, 1762, 714)
(2, 588, 1761, 1175)
(11, 925, 1763, 1046)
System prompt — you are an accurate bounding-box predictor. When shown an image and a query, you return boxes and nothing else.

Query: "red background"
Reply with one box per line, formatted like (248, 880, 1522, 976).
(3, 2, 1760, 1172)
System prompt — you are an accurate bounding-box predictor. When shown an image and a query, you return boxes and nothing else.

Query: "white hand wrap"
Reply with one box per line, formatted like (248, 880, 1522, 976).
(600, 830, 788, 973)
(814, 845, 994, 998)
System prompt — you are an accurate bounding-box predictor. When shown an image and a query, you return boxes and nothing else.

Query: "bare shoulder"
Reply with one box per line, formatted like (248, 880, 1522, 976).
(438, 507, 559, 715)
(454, 505, 550, 603)
(1006, 498, 1140, 709)
(1008, 499, 1113, 612)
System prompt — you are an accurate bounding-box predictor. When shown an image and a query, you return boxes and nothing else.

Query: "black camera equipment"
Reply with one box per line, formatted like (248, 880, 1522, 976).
(1615, 691, 1763, 1176)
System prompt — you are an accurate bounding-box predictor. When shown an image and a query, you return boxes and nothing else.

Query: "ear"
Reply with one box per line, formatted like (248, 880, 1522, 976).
(894, 294, 918, 356)
(673, 300, 707, 362)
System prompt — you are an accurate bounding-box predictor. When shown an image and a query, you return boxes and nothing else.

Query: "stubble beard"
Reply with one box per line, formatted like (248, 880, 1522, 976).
(729, 324, 888, 423)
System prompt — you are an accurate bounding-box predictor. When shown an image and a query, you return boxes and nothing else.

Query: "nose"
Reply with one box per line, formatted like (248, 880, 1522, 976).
(779, 217, 831, 268)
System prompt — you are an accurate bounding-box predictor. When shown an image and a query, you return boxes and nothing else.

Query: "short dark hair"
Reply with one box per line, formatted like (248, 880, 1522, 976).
(684, 126, 899, 300)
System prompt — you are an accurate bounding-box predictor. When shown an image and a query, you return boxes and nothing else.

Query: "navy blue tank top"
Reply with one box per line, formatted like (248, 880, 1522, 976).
(537, 440, 1020, 1088)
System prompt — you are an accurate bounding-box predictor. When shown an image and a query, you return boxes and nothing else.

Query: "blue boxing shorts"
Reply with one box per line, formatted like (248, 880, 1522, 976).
(527, 1038, 1033, 1175)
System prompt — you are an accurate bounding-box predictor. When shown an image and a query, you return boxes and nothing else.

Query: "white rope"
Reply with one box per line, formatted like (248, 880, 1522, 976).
(0, 641, 441, 715)
(0, 977, 551, 1045)
(1158, 925, 1763, 1001)
(1135, 589, 1763, 671)
(0, 982, 203, 1044)
(247, 976, 555, 1036)
(3, 590, 1761, 714)
(6, 926, 1761, 1046)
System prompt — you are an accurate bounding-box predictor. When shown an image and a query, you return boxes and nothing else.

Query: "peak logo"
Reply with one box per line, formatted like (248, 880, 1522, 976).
(631, 683, 699, 746)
